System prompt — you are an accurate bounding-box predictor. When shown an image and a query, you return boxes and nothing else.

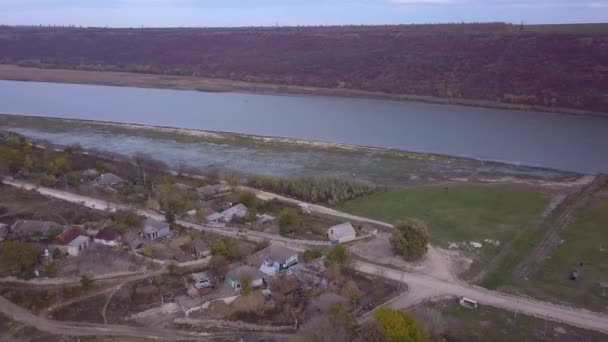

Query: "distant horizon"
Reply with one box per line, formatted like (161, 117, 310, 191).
(1, 22, 606, 29)
(1, 1, 607, 27)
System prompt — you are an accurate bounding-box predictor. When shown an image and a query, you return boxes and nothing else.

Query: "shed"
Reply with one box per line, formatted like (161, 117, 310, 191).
(186, 239, 210, 259)
(94, 228, 121, 246)
(327, 222, 357, 244)
(226, 265, 265, 291)
(143, 218, 170, 240)
(256, 214, 276, 224)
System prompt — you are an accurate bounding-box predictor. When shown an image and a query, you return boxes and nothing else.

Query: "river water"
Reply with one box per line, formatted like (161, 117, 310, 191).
(0, 80, 606, 174)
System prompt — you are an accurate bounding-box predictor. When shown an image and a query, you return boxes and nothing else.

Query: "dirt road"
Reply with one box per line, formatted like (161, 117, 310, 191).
(4, 178, 608, 335)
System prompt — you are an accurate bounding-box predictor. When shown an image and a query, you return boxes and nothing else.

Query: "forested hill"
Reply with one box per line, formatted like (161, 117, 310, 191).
(0, 23, 607, 113)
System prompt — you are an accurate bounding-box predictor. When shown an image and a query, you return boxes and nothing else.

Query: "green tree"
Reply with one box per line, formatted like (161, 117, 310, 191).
(325, 244, 349, 266)
(210, 240, 228, 257)
(238, 191, 258, 208)
(44, 261, 58, 278)
(0, 241, 39, 275)
(142, 245, 153, 257)
(390, 218, 430, 261)
(240, 276, 252, 295)
(245, 208, 258, 223)
(279, 208, 300, 234)
(165, 210, 176, 224)
(373, 307, 424, 342)
(80, 275, 94, 292)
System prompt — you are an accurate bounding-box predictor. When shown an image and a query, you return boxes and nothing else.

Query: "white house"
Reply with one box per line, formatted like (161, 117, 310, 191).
(226, 265, 265, 292)
(327, 222, 357, 244)
(220, 204, 248, 223)
(67, 235, 90, 256)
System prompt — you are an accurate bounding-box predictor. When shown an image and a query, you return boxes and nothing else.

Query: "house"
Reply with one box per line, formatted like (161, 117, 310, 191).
(95, 173, 127, 188)
(49, 226, 90, 256)
(256, 214, 276, 224)
(220, 204, 248, 223)
(0, 223, 7, 241)
(327, 222, 357, 244)
(249, 244, 299, 276)
(191, 271, 213, 289)
(142, 218, 170, 240)
(226, 265, 266, 292)
(94, 228, 121, 246)
(123, 231, 144, 250)
(184, 239, 210, 259)
(11, 220, 64, 241)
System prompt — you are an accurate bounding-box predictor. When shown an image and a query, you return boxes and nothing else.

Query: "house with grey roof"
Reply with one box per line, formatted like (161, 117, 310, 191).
(249, 244, 299, 276)
(327, 222, 357, 244)
(123, 231, 144, 250)
(142, 218, 170, 240)
(184, 239, 210, 259)
(95, 173, 127, 188)
(195, 181, 231, 198)
(226, 265, 266, 292)
(11, 220, 64, 241)
(220, 203, 248, 223)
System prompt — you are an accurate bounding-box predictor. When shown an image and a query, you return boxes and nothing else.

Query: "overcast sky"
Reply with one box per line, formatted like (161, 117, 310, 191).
(1, 0, 607, 27)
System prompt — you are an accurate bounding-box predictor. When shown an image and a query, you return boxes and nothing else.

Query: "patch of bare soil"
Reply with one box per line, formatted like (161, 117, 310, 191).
(349, 233, 470, 281)
(0, 286, 83, 314)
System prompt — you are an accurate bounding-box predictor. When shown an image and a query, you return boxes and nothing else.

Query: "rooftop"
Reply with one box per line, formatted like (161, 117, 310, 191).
(328, 222, 356, 240)
(95, 228, 120, 241)
(54, 226, 88, 245)
(143, 218, 169, 234)
(96, 173, 126, 187)
(12, 220, 62, 235)
(68, 235, 90, 247)
(227, 265, 265, 281)
(250, 244, 298, 265)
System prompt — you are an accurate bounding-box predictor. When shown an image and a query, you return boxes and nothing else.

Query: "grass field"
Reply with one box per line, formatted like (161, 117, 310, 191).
(522, 193, 608, 312)
(338, 185, 549, 264)
(414, 300, 607, 342)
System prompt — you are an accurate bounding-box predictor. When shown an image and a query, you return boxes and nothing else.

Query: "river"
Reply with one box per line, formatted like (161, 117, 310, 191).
(0, 80, 607, 174)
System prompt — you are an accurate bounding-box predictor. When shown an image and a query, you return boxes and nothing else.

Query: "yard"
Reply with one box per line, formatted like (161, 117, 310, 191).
(338, 185, 549, 266)
(522, 192, 608, 312)
(412, 299, 606, 342)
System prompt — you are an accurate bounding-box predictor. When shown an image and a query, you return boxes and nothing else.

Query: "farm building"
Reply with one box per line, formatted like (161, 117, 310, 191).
(327, 222, 357, 244)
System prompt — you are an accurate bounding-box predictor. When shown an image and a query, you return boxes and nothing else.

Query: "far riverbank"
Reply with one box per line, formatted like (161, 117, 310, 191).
(0, 64, 605, 118)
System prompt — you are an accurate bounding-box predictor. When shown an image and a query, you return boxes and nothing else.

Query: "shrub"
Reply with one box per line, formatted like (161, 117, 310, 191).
(303, 248, 323, 262)
(373, 307, 424, 342)
(80, 275, 94, 292)
(279, 208, 300, 234)
(44, 261, 57, 278)
(390, 218, 430, 261)
(249, 175, 376, 205)
(240, 276, 252, 295)
(325, 244, 349, 266)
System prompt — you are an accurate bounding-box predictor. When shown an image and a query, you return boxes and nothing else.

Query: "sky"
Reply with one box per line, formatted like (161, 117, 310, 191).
(0, 0, 607, 27)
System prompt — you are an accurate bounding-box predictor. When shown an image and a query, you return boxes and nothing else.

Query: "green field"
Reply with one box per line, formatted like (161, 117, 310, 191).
(415, 300, 606, 342)
(523, 193, 608, 312)
(338, 185, 549, 264)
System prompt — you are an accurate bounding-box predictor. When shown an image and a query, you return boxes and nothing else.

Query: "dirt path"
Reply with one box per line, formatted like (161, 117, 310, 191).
(0, 295, 231, 340)
(101, 283, 123, 324)
(515, 174, 607, 278)
(4, 177, 608, 335)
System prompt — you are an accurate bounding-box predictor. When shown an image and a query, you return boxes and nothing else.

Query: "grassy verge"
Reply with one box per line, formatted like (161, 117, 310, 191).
(338, 185, 549, 267)
(415, 300, 607, 342)
(521, 193, 608, 311)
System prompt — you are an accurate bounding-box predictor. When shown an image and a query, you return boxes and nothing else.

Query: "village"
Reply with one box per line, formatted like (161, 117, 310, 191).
(1, 131, 608, 342)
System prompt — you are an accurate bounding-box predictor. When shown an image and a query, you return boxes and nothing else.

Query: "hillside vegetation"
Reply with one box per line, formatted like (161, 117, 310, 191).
(0, 23, 606, 112)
